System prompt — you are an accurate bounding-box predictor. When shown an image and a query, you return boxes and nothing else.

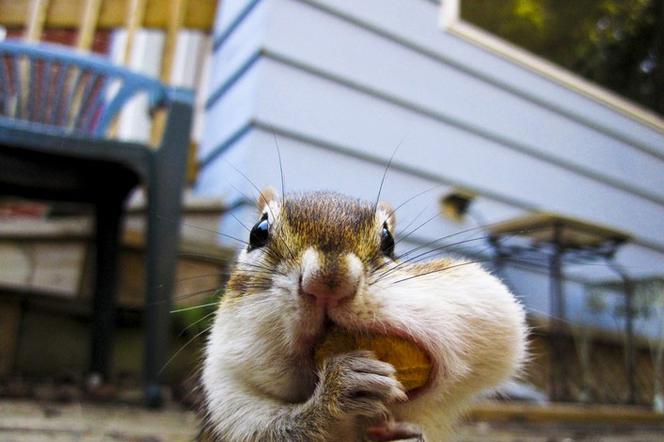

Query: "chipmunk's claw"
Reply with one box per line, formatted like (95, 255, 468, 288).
(366, 421, 422, 441)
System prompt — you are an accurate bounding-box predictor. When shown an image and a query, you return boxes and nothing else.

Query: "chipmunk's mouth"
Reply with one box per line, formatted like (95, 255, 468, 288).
(311, 319, 438, 400)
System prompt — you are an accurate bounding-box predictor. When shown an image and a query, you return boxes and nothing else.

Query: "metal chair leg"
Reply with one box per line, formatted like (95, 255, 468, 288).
(90, 195, 125, 382)
(143, 170, 186, 407)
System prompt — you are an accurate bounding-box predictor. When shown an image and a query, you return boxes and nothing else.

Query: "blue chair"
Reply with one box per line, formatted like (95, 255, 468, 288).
(0, 40, 194, 406)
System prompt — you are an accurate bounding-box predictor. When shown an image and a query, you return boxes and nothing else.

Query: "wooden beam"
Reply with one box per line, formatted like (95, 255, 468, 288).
(160, 0, 188, 84)
(122, 0, 147, 65)
(75, 0, 102, 50)
(24, 0, 49, 41)
(468, 401, 664, 424)
(151, 0, 188, 143)
(0, 0, 217, 31)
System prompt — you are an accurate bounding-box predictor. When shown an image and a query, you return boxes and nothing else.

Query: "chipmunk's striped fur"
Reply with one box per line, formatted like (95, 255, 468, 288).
(201, 189, 527, 441)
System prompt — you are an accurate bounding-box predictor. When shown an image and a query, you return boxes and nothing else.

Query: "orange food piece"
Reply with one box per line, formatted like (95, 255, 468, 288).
(314, 327, 431, 391)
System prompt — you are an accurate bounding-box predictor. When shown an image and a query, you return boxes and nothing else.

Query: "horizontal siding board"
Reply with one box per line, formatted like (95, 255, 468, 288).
(299, 0, 664, 155)
(207, 1, 268, 102)
(247, 58, 664, 251)
(199, 58, 261, 160)
(262, 0, 664, 203)
(212, 0, 256, 40)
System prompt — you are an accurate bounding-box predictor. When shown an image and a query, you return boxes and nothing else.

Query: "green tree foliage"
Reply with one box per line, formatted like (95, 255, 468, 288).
(462, 0, 664, 116)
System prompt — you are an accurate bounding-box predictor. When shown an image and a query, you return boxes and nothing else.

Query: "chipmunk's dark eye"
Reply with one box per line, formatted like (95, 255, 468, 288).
(380, 222, 395, 258)
(249, 214, 269, 250)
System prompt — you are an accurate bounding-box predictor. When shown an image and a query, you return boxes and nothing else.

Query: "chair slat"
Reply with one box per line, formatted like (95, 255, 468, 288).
(27, 58, 39, 121)
(12, 56, 23, 119)
(74, 71, 100, 130)
(50, 62, 70, 126)
(37, 60, 53, 124)
(58, 66, 84, 128)
(81, 75, 109, 133)
(0, 56, 9, 115)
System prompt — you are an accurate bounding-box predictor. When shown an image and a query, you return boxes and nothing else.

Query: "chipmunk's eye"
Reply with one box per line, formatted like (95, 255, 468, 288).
(249, 213, 269, 250)
(380, 222, 395, 258)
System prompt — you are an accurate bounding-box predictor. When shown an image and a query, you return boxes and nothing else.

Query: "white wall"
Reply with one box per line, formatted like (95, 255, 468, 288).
(197, 0, 664, 335)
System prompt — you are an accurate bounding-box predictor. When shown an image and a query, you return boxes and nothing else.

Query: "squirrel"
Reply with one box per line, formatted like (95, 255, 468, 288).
(200, 188, 528, 441)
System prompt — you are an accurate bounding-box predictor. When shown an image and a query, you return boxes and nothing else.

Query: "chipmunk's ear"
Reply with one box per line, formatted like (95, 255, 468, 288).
(257, 186, 279, 213)
(377, 201, 396, 231)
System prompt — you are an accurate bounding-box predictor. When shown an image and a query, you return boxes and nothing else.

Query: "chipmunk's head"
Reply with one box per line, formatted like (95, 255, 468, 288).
(222, 187, 398, 346)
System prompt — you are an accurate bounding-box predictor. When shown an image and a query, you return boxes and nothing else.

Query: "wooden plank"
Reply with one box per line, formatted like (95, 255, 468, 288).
(30, 243, 86, 296)
(74, 0, 102, 50)
(0, 242, 87, 298)
(122, 0, 147, 65)
(24, 0, 49, 41)
(150, 0, 187, 143)
(488, 212, 631, 248)
(159, 0, 187, 83)
(0, 0, 216, 31)
(468, 401, 664, 424)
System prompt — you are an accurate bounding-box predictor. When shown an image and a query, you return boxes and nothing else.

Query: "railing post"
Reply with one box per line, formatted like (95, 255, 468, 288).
(75, 0, 102, 51)
(549, 221, 568, 401)
(24, 0, 49, 42)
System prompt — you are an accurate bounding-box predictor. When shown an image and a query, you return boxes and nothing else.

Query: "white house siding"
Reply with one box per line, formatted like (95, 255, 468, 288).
(196, 0, 664, 334)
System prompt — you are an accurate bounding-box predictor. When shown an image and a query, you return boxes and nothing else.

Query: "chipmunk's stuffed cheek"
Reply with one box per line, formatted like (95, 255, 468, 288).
(328, 283, 452, 393)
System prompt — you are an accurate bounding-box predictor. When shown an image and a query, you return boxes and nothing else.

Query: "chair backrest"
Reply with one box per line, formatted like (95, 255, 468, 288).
(0, 40, 169, 138)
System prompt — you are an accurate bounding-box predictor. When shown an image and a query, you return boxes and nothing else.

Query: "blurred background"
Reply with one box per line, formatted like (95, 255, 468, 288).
(1, 0, 664, 440)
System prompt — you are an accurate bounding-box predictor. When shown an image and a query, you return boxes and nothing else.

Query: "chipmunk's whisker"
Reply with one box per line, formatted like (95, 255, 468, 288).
(273, 132, 287, 202)
(225, 160, 297, 261)
(522, 306, 579, 328)
(388, 258, 494, 285)
(386, 184, 443, 221)
(157, 215, 250, 246)
(372, 225, 495, 275)
(237, 261, 288, 276)
(229, 211, 250, 232)
(177, 310, 218, 339)
(158, 325, 212, 375)
(372, 235, 493, 283)
(373, 139, 403, 215)
(171, 302, 220, 314)
(376, 224, 542, 277)
(394, 211, 442, 247)
(147, 287, 221, 306)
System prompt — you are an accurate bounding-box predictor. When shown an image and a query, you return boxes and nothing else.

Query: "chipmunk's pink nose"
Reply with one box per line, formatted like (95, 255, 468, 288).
(300, 248, 361, 307)
(301, 277, 356, 307)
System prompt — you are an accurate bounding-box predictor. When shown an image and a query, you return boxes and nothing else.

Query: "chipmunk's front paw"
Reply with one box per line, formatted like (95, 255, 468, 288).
(317, 350, 408, 420)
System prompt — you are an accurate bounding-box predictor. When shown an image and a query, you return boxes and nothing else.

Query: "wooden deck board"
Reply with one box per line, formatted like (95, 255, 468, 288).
(1, 400, 663, 441)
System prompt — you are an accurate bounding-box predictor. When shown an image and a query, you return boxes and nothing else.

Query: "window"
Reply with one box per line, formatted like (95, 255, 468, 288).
(440, 0, 663, 124)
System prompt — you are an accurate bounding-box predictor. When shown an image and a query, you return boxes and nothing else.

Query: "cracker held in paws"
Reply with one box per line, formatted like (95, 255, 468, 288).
(201, 189, 527, 441)
(314, 326, 431, 392)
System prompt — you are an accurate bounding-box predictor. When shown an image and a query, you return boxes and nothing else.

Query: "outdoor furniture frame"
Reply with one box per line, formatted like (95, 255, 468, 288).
(0, 40, 193, 406)
(488, 213, 634, 403)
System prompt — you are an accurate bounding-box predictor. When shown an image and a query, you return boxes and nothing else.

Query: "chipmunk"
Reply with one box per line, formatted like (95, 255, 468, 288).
(201, 188, 527, 441)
